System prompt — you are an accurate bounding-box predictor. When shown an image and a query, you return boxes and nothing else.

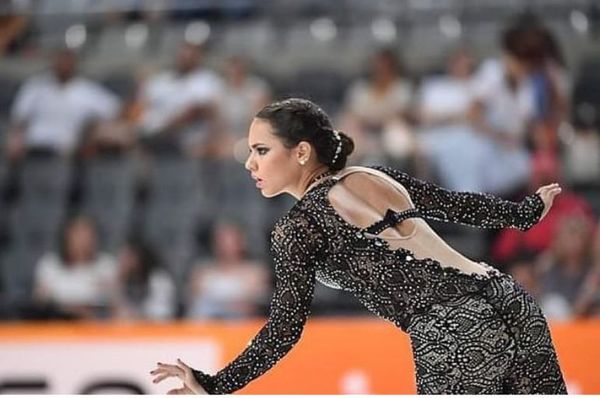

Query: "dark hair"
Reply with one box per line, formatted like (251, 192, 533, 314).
(121, 237, 163, 300)
(501, 20, 562, 69)
(255, 98, 354, 171)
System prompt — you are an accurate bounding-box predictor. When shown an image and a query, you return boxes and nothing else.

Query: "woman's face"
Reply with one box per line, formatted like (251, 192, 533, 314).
(245, 118, 301, 197)
(66, 219, 97, 264)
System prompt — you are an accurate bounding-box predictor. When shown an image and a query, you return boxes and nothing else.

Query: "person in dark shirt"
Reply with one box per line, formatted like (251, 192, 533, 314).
(150, 98, 565, 394)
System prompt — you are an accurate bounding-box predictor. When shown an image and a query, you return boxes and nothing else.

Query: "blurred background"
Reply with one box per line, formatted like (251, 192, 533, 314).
(0, 0, 600, 394)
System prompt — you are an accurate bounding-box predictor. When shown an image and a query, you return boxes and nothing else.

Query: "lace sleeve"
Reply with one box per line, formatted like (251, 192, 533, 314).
(192, 212, 323, 394)
(369, 165, 545, 231)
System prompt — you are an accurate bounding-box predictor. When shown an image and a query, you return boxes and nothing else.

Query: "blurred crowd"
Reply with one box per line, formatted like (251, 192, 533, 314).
(1, 11, 600, 322)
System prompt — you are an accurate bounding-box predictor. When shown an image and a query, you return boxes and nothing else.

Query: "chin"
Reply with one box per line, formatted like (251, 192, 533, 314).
(261, 189, 279, 198)
(260, 186, 284, 198)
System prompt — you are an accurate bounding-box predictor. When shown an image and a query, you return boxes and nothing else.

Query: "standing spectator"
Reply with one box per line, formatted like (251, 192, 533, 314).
(214, 56, 271, 159)
(111, 238, 176, 321)
(32, 215, 118, 320)
(469, 24, 539, 196)
(6, 48, 121, 162)
(415, 47, 489, 192)
(137, 42, 223, 157)
(186, 221, 269, 320)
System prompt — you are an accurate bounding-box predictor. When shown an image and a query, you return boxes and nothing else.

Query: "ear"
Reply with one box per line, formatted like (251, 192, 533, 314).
(295, 141, 313, 163)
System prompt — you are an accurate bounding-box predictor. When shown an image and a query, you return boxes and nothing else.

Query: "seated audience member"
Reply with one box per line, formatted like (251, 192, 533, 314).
(112, 238, 176, 320)
(535, 215, 599, 320)
(33, 215, 118, 319)
(341, 48, 414, 164)
(186, 221, 269, 320)
(492, 167, 596, 264)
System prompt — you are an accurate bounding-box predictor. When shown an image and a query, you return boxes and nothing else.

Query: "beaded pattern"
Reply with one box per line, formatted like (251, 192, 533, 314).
(331, 130, 342, 164)
(193, 165, 566, 394)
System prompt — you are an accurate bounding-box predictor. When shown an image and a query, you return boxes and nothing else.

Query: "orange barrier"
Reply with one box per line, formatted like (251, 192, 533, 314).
(0, 318, 598, 394)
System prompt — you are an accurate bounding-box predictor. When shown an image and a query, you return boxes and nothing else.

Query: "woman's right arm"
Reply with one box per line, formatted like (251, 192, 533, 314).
(190, 212, 323, 394)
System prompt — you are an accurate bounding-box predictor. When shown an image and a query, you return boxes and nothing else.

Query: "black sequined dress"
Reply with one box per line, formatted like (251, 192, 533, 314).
(193, 165, 567, 394)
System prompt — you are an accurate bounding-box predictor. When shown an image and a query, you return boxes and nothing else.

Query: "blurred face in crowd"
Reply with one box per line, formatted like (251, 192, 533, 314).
(52, 50, 77, 83)
(118, 245, 141, 279)
(176, 43, 200, 74)
(65, 218, 97, 265)
(371, 51, 398, 84)
(448, 49, 474, 79)
(553, 216, 593, 262)
(214, 223, 245, 263)
(509, 260, 537, 294)
(245, 118, 306, 198)
(225, 56, 247, 85)
(503, 53, 529, 82)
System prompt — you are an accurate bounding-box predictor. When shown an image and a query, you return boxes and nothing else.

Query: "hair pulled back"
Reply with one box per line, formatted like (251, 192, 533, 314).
(255, 98, 354, 171)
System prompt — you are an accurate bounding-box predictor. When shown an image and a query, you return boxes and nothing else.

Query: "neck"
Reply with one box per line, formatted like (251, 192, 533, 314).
(291, 165, 332, 200)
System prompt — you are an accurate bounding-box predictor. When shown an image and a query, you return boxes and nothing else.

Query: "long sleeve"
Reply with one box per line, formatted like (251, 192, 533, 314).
(369, 165, 545, 231)
(193, 212, 323, 394)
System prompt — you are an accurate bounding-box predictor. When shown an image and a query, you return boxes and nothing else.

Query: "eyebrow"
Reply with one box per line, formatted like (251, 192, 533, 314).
(249, 143, 267, 149)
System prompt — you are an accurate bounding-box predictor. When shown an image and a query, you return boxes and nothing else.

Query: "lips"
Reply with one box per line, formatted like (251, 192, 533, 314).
(251, 175, 263, 188)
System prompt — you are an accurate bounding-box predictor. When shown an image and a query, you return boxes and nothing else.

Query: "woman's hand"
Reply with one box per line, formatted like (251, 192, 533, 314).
(536, 183, 562, 221)
(150, 358, 208, 395)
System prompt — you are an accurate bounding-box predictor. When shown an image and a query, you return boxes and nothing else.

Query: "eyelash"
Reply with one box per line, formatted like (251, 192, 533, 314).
(250, 148, 269, 155)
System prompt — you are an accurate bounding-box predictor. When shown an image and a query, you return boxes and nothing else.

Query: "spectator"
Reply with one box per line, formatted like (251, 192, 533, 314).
(571, 221, 600, 317)
(6, 48, 121, 162)
(111, 238, 176, 321)
(415, 47, 490, 192)
(137, 42, 223, 157)
(341, 48, 414, 163)
(214, 56, 271, 159)
(186, 221, 269, 320)
(492, 165, 596, 264)
(536, 215, 598, 320)
(506, 254, 539, 298)
(469, 24, 539, 196)
(32, 215, 118, 319)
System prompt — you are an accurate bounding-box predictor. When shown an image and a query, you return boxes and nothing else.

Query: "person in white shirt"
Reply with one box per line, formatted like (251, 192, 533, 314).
(33, 215, 118, 320)
(138, 42, 223, 157)
(468, 25, 542, 196)
(213, 56, 271, 159)
(415, 48, 490, 192)
(6, 49, 121, 162)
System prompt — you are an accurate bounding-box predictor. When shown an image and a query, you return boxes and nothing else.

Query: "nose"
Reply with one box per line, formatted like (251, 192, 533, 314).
(244, 154, 255, 172)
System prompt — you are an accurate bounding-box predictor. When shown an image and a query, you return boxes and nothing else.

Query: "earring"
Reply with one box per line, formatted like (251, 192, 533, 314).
(299, 159, 307, 165)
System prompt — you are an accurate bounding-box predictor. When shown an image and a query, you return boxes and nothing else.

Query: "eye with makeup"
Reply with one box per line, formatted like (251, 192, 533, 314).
(249, 147, 269, 155)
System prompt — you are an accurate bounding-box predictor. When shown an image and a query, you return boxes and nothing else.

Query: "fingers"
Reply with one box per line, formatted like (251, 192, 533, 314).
(167, 387, 189, 395)
(150, 362, 184, 384)
(152, 372, 173, 384)
(177, 358, 192, 375)
(536, 184, 562, 198)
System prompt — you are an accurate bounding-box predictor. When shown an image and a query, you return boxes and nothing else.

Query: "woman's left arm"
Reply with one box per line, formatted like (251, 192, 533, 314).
(369, 165, 558, 231)
(191, 213, 323, 394)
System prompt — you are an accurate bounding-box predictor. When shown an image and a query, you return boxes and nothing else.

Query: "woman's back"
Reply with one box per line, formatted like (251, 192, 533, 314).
(327, 166, 490, 276)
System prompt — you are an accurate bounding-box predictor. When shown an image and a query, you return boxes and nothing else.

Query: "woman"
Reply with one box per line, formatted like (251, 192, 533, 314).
(33, 215, 118, 319)
(150, 98, 566, 394)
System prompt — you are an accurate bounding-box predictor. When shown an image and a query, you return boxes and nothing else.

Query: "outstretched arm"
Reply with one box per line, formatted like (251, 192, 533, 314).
(191, 213, 323, 394)
(369, 165, 547, 231)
